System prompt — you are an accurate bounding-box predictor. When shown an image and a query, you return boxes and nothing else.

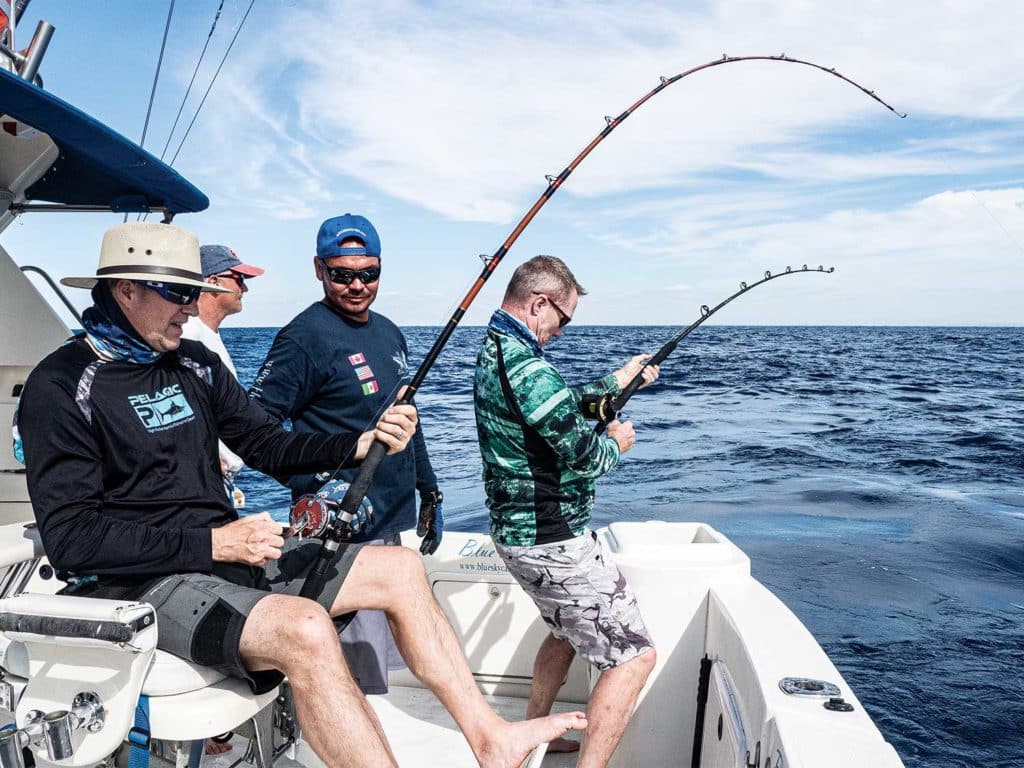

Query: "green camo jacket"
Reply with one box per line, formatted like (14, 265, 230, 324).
(474, 311, 622, 546)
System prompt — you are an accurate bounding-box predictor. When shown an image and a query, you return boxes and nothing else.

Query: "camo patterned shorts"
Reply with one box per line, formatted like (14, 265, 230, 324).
(495, 531, 654, 670)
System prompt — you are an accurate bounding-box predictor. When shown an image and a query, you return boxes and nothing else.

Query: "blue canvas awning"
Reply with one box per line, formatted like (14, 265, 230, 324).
(0, 68, 209, 214)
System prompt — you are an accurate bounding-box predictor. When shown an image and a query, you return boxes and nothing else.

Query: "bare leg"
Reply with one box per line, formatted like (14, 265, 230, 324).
(239, 594, 396, 768)
(332, 546, 587, 768)
(525, 633, 579, 752)
(577, 648, 657, 768)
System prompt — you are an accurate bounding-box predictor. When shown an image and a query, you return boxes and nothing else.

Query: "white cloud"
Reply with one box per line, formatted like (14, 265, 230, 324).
(575, 187, 1024, 325)
(185, 0, 1023, 226)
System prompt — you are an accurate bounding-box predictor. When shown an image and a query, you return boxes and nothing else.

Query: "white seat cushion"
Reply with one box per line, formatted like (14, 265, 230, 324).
(143, 650, 228, 696)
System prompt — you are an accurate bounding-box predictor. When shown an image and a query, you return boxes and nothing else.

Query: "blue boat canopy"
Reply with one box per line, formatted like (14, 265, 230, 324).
(0, 68, 209, 214)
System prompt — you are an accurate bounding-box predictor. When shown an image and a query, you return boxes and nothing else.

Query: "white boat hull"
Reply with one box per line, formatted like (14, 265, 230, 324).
(0, 521, 903, 767)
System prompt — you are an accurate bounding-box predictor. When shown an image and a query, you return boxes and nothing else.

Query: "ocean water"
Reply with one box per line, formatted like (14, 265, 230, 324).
(225, 324, 1024, 768)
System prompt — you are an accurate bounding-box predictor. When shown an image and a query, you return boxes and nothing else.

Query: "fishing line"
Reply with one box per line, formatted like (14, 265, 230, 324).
(297, 53, 905, 600)
(584, 264, 835, 434)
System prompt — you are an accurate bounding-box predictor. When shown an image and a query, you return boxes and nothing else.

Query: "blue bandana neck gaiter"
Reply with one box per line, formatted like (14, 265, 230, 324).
(80, 283, 163, 364)
(488, 308, 544, 357)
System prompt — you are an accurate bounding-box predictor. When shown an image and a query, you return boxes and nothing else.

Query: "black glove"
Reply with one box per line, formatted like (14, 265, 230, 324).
(417, 489, 444, 555)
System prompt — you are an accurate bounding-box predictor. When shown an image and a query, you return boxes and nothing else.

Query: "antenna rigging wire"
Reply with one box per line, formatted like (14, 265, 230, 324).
(159, 0, 225, 162)
(128, 0, 175, 222)
(168, 0, 256, 168)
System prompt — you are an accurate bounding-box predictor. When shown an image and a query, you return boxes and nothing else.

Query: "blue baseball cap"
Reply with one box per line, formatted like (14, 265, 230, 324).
(316, 213, 381, 260)
(199, 245, 264, 278)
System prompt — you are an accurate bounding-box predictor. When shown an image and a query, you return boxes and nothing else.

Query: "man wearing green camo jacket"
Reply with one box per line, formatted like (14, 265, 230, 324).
(473, 255, 660, 768)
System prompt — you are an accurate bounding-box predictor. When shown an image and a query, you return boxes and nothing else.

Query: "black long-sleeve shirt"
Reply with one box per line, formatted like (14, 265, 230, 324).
(18, 337, 360, 579)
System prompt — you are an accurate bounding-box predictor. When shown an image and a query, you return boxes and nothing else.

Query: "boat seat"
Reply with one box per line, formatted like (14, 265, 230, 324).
(0, 593, 278, 751)
(0, 619, 229, 696)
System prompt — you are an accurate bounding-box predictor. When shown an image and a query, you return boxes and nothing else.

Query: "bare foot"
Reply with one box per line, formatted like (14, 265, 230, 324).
(475, 711, 587, 768)
(547, 736, 581, 753)
(204, 738, 233, 756)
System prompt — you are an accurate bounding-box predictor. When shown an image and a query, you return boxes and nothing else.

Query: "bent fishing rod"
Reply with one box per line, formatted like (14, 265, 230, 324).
(583, 264, 835, 434)
(298, 54, 905, 600)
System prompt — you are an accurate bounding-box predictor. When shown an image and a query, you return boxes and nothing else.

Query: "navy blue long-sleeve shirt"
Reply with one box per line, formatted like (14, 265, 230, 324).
(249, 302, 438, 540)
(18, 337, 362, 580)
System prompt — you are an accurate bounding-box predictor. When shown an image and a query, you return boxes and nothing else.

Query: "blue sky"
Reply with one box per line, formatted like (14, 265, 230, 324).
(5, 0, 1024, 326)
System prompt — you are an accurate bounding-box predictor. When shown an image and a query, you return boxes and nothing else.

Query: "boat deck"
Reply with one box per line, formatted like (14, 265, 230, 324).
(209, 686, 580, 767)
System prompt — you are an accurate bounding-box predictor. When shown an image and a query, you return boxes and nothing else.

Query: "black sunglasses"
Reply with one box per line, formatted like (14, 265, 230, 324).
(321, 264, 381, 286)
(533, 291, 572, 328)
(142, 280, 202, 305)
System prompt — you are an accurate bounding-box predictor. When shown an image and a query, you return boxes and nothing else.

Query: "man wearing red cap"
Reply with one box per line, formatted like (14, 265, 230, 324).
(183, 245, 264, 509)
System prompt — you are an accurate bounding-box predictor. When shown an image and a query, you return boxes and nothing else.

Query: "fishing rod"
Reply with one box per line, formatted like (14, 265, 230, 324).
(583, 264, 835, 434)
(297, 54, 905, 600)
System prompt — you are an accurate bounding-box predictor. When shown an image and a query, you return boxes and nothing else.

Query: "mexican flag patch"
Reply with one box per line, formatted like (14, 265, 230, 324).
(361, 381, 379, 396)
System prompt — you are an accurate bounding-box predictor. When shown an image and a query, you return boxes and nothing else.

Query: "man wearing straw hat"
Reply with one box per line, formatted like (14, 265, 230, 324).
(17, 222, 586, 768)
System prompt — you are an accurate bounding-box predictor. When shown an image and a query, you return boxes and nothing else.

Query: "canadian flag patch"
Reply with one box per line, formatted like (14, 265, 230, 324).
(348, 353, 366, 365)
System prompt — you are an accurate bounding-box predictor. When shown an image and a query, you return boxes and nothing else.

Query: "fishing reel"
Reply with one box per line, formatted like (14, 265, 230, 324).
(288, 480, 374, 542)
(579, 393, 619, 423)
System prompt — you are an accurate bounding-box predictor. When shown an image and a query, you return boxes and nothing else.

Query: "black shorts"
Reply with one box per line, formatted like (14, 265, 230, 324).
(67, 538, 362, 694)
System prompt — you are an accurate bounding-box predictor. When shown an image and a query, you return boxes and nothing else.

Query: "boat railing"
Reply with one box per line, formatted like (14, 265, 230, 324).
(19, 265, 81, 326)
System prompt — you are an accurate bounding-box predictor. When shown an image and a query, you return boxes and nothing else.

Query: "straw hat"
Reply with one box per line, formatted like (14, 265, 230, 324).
(61, 222, 231, 293)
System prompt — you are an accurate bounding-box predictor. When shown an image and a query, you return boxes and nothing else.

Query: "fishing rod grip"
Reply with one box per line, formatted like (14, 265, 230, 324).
(298, 538, 340, 600)
(337, 439, 389, 519)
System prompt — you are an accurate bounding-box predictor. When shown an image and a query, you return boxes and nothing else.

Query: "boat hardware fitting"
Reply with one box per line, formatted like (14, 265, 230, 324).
(824, 697, 855, 712)
(0, 692, 104, 767)
(779, 677, 842, 697)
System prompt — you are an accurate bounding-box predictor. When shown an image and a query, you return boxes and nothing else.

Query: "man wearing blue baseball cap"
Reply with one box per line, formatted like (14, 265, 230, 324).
(249, 213, 443, 695)
(183, 245, 265, 509)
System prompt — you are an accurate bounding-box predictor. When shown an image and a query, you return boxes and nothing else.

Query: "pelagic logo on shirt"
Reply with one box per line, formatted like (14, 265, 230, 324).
(128, 384, 195, 432)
